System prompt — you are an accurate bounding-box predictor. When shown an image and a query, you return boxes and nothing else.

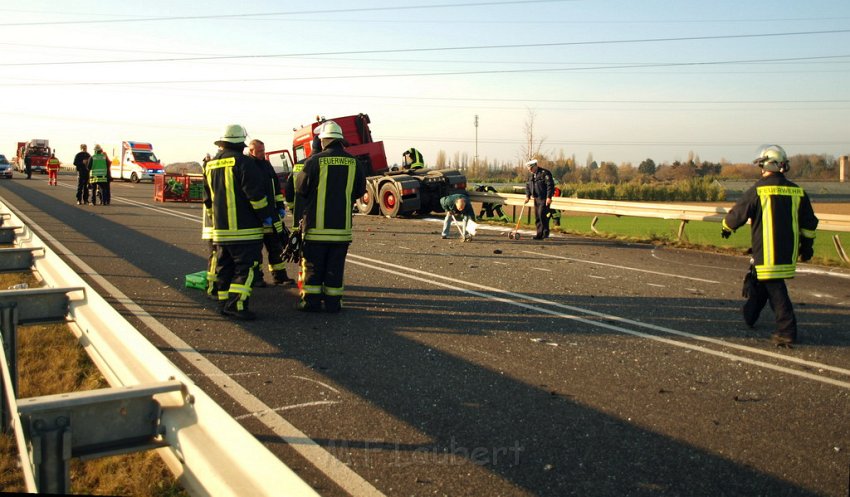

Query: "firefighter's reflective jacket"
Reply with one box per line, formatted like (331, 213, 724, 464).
(89, 153, 109, 183)
(722, 174, 818, 280)
(254, 156, 285, 234)
(285, 159, 305, 217)
(295, 142, 366, 243)
(203, 149, 272, 244)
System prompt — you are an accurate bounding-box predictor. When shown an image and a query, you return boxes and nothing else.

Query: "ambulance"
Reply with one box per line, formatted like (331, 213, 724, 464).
(110, 141, 164, 182)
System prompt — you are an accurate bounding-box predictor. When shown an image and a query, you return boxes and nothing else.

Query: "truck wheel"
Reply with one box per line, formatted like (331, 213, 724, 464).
(131, 172, 140, 183)
(356, 189, 379, 215)
(379, 183, 401, 218)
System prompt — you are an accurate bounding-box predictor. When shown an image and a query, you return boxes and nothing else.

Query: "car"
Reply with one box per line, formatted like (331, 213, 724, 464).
(0, 154, 12, 179)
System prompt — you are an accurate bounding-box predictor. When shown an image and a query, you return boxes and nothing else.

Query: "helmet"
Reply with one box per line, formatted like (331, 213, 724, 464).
(317, 120, 344, 140)
(753, 145, 788, 173)
(526, 159, 538, 168)
(215, 124, 248, 145)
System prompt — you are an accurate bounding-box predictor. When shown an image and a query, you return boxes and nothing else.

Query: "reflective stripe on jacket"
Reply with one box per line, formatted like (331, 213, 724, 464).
(296, 143, 366, 243)
(203, 150, 271, 244)
(722, 175, 819, 280)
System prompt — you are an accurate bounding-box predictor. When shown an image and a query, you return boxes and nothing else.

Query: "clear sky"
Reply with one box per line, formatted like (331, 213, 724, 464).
(1, 0, 848, 168)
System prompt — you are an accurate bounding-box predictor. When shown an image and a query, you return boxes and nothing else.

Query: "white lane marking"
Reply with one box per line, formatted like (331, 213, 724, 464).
(236, 401, 342, 420)
(347, 254, 850, 388)
(17, 204, 385, 497)
(647, 283, 666, 288)
(650, 248, 741, 273)
(811, 293, 836, 299)
(493, 261, 508, 265)
(798, 266, 850, 280)
(589, 275, 606, 280)
(292, 375, 342, 394)
(522, 250, 720, 284)
(532, 267, 551, 272)
(58, 182, 204, 222)
(186, 371, 260, 377)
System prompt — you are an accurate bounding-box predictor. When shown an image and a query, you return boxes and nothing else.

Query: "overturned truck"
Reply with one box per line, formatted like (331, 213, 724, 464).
(291, 114, 467, 217)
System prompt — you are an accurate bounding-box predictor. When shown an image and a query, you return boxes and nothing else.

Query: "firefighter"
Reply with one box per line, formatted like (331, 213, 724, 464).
(402, 148, 424, 170)
(201, 149, 218, 300)
(248, 139, 295, 286)
(295, 120, 366, 312)
(475, 184, 509, 222)
(88, 145, 110, 205)
(721, 145, 818, 347)
(46, 151, 61, 186)
(203, 124, 274, 320)
(73, 144, 91, 204)
(524, 159, 555, 240)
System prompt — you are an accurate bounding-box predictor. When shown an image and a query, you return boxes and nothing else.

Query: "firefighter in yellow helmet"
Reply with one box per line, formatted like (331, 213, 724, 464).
(203, 124, 274, 320)
(402, 148, 424, 170)
(295, 120, 366, 312)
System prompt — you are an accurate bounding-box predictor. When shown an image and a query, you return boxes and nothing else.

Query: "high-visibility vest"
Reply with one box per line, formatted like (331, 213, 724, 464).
(47, 158, 61, 172)
(89, 153, 109, 183)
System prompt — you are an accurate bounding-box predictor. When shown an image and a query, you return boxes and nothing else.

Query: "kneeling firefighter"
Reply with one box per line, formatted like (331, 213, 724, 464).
(203, 124, 274, 320)
(295, 120, 366, 312)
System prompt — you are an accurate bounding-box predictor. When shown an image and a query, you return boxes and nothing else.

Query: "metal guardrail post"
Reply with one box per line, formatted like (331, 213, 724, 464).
(0, 304, 19, 431)
(0, 247, 40, 271)
(0, 226, 20, 244)
(19, 380, 184, 494)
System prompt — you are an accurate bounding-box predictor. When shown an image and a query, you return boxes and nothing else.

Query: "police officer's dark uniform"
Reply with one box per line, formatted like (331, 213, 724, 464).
(524, 159, 555, 239)
(722, 145, 818, 346)
(73, 145, 91, 204)
(295, 121, 366, 312)
(203, 125, 273, 320)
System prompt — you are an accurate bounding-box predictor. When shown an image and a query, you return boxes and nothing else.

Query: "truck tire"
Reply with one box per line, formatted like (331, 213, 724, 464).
(378, 182, 401, 218)
(356, 187, 379, 215)
(131, 172, 140, 183)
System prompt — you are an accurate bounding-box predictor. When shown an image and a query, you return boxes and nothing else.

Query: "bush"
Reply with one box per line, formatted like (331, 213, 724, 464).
(555, 178, 725, 202)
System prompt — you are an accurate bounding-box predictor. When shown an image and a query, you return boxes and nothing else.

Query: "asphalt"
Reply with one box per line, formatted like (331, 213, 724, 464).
(1, 172, 849, 497)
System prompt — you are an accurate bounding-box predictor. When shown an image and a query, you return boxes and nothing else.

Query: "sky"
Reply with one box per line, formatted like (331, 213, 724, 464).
(1, 0, 849, 168)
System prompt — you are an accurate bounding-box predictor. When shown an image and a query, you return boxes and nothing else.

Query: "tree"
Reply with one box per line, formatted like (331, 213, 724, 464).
(519, 108, 547, 162)
(638, 158, 656, 176)
(435, 150, 447, 169)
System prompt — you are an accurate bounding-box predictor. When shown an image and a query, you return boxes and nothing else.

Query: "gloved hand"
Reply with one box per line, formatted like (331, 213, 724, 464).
(721, 228, 732, 239)
(799, 238, 814, 262)
(262, 216, 273, 227)
(278, 207, 286, 219)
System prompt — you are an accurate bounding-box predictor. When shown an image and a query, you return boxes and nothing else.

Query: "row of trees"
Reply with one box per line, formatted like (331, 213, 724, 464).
(432, 110, 844, 184)
(436, 150, 843, 184)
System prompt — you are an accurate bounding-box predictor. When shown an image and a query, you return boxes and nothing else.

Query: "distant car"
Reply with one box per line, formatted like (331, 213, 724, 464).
(0, 154, 12, 179)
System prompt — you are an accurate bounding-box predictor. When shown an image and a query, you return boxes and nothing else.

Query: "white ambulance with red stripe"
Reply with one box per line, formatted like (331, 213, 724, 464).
(110, 141, 164, 182)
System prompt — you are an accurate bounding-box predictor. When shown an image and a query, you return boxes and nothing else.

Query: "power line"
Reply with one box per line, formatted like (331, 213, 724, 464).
(2, 0, 576, 26)
(2, 29, 848, 67)
(2, 54, 848, 87)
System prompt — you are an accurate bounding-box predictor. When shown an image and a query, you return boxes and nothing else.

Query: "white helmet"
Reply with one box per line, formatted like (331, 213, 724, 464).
(215, 124, 248, 145)
(753, 144, 788, 173)
(526, 159, 538, 168)
(317, 120, 344, 140)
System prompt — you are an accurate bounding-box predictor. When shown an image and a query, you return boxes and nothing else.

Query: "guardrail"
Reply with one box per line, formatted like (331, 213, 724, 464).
(467, 191, 850, 263)
(0, 198, 319, 496)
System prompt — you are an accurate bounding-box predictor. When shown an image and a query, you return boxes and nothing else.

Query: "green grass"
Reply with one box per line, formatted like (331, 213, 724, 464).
(504, 213, 849, 267)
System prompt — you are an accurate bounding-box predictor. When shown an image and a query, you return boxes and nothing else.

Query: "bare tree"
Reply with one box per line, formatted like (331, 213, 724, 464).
(519, 108, 547, 163)
(435, 150, 447, 169)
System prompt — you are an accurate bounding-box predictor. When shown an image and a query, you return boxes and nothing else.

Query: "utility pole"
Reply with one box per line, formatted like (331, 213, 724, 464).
(474, 114, 479, 170)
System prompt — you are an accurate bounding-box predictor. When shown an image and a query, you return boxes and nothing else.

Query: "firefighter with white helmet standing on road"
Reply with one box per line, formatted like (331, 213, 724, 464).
(203, 124, 274, 320)
(295, 120, 366, 312)
(721, 145, 819, 346)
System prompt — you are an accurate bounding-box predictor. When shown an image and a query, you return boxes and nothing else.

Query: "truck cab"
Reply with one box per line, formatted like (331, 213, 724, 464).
(111, 141, 164, 183)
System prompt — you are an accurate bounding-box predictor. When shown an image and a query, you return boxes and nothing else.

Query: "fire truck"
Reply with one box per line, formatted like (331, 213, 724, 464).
(14, 139, 51, 174)
(283, 114, 467, 217)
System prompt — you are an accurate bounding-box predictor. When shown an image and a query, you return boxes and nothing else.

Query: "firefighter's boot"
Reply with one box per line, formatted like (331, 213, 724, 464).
(222, 295, 256, 320)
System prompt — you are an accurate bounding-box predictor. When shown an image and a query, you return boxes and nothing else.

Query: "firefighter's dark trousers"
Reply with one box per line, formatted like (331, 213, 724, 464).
(215, 242, 262, 311)
(534, 199, 550, 238)
(299, 241, 349, 311)
(261, 231, 286, 274)
(742, 278, 797, 340)
(76, 172, 90, 203)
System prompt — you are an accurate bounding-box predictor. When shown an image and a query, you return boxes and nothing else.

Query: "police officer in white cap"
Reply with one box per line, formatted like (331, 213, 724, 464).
(523, 159, 555, 239)
(203, 124, 274, 320)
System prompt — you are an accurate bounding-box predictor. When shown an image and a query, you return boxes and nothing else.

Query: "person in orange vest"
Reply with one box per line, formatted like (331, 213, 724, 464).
(46, 151, 61, 186)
